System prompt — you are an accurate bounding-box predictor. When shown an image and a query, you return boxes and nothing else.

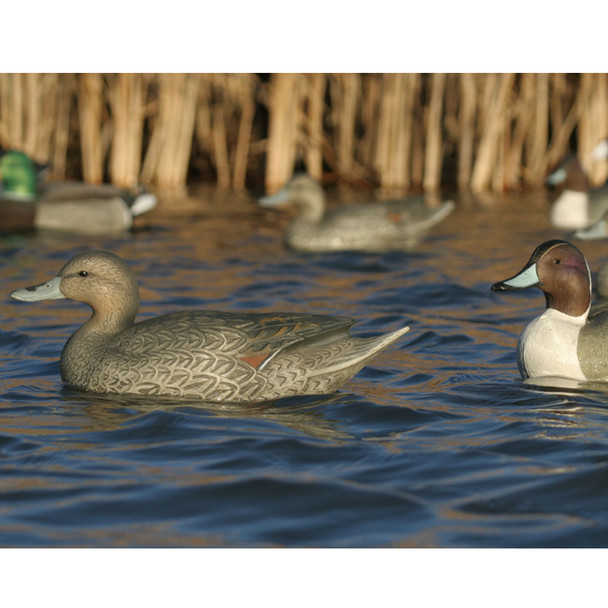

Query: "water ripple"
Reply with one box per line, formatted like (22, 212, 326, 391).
(2, 192, 608, 546)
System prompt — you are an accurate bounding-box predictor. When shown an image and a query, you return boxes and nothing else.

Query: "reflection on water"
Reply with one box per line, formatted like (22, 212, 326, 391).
(2, 186, 608, 547)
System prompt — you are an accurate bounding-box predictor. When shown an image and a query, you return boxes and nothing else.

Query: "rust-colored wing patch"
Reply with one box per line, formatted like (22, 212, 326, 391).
(240, 352, 272, 369)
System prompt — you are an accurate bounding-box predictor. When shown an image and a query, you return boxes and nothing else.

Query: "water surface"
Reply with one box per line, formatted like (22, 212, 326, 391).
(2, 187, 608, 547)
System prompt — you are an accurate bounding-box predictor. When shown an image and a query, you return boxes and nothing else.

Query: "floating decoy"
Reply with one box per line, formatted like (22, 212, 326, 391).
(571, 139, 608, 239)
(0, 150, 156, 235)
(491, 239, 608, 382)
(10, 251, 409, 402)
(259, 173, 454, 252)
(547, 140, 608, 232)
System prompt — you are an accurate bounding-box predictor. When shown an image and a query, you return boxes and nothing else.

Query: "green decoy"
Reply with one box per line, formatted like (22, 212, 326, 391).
(0, 150, 156, 235)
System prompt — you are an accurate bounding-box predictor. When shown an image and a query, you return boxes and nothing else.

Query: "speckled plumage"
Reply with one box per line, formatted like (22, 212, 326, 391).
(11, 251, 409, 402)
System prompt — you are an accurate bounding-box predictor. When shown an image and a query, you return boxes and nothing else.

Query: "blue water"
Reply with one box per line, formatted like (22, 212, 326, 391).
(2, 188, 608, 547)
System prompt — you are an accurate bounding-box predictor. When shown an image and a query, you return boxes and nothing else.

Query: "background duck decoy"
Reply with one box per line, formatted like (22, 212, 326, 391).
(258, 173, 455, 252)
(491, 239, 608, 383)
(10, 251, 410, 402)
(547, 140, 608, 231)
(571, 139, 608, 239)
(0, 146, 49, 188)
(0, 150, 157, 235)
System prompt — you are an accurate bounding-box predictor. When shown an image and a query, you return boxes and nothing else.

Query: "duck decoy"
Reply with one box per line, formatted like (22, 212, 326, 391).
(547, 139, 608, 232)
(0, 150, 156, 235)
(572, 139, 608, 239)
(491, 239, 608, 383)
(0, 146, 49, 187)
(546, 156, 608, 230)
(10, 251, 410, 402)
(258, 173, 455, 252)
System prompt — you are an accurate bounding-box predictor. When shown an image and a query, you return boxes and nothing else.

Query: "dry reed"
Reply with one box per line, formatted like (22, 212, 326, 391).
(264, 73, 306, 193)
(0, 73, 73, 178)
(0, 73, 606, 199)
(107, 73, 148, 188)
(78, 73, 105, 184)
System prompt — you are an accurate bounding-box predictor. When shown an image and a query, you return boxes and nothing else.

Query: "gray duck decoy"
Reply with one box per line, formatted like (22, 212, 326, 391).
(10, 251, 410, 402)
(0, 150, 156, 235)
(259, 173, 455, 252)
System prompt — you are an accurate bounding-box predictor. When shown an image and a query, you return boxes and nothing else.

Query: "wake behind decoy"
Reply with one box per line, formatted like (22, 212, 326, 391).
(491, 239, 608, 383)
(10, 251, 409, 402)
(259, 173, 454, 252)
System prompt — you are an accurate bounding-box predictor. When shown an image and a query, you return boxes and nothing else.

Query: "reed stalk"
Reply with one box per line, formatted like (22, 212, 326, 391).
(358, 75, 380, 171)
(470, 73, 515, 192)
(32, 74, 59, 164)
(107, 73, 148, 188)
(265, 73, 305, 193)
(577, 74, 595, 177)
(592, 73, 608, 186)
(78, 73, 105, 184)
(423, 72, 446, 193)
(410, 78, 424, 189)
(374, 74, 419, 193)
(50, 74, 73, 180)
(505, 74, 532, 187)
(212, 99, 231, 189)
(580, 73, 608, 185)
(302, 73, 326, 181)
(231, 74, 257, 190)
(330, 74, 360, 181)
(143, 73, 199, 193)
(2, 73, 608, 198)
(526, 73, 549, 185)
(458, 73, 476, 190)
(545, 75, 583, 170)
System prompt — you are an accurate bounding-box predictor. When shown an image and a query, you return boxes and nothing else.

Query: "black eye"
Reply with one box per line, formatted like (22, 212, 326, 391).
(554, 259, 561, 264)
(79, 270, 88, 277)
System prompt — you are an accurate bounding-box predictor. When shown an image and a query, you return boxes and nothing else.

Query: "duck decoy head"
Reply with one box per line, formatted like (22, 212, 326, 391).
(491, 239, 591, 317)
(11, 251, 140, 329)
(0, 150, 37, 201)
(259, 173, 325, 221)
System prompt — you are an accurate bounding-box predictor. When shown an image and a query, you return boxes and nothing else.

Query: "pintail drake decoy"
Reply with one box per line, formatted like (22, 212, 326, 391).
(491, 239, 608, 383)
(547, 141, 608, 232)
(10, 251, 409, 402)
(572, 139, 608, 239)
(0, 150, 156, 235)
(258, 173, 455, 253)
